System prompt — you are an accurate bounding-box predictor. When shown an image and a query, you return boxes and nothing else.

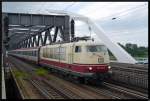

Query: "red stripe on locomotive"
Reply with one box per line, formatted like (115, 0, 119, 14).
(39, 59, 109, 73)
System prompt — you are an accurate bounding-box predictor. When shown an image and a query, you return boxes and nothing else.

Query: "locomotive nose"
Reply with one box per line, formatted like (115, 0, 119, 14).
(87, 65, 109, 73)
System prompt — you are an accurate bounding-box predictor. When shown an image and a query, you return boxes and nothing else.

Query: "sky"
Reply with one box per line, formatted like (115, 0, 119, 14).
(2, 2, 148, 47)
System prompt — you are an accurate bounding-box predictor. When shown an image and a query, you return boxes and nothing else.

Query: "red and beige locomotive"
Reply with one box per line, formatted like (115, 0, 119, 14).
(8, 39, 111, 84)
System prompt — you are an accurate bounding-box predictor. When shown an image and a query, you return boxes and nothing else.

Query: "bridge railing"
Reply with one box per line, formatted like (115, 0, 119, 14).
(110, 62, 148, 89)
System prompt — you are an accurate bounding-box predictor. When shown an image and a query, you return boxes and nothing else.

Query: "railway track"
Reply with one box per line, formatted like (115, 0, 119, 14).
(7, 56, 99, 99)
(7, 56, 148, 99)
(42, 79, 83, 99)
(8, 63, 46, 99)
(8, 58, 64, 99)
(9, 63, 70, 99)
(80, 84, 121, 99)
(42, 75, 108, 99)
(79, 82, 148, 99)
(106, 79, 148, 94)
(103, 82, 148, 99)
(10, 60, 81, 99)
(52, 72, 148, 99)
(29, 79, 65, 99)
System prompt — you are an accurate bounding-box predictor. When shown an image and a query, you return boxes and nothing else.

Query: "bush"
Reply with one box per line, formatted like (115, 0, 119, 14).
(35, 68, 48, 77)
(14, 70, 30, 79)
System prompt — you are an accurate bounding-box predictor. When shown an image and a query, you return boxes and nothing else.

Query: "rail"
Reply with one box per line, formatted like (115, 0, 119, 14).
(29, 79, 64, 99)
(103, 82, 148, 99)
(7, 56, 148, 99)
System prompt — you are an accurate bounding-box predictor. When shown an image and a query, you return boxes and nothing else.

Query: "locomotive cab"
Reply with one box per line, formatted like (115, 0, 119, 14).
(73, 41, 110, 65)
(72, 40, 111, 83)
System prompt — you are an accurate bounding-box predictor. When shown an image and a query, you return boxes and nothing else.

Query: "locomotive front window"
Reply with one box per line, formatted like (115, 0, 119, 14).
(86, 45, 107, 52)
(75, 46, 81, 52)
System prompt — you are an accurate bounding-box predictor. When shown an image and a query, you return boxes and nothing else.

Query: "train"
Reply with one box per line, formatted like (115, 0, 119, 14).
(8, 40, 112, 84)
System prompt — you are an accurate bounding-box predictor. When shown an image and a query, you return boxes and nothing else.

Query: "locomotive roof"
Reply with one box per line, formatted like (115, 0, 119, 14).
(10, 40, 106, 51)
(72, 40, 105, 46)
(43, 40, 105, 48)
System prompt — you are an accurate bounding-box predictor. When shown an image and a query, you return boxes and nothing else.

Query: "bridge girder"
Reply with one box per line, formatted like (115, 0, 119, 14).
(2, 12, 75, 50)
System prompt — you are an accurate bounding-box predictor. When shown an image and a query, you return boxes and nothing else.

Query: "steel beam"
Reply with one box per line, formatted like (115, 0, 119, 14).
(53, 27, 59, 42)
(3, 12, 71, 50)
(71, 19, 75, 41)
(47, 29, 52, 44)
(3, 12, 69, 26)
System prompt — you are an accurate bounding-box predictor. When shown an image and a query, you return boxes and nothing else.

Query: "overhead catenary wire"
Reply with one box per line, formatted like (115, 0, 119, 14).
(63, 2, 76, 11)
(98, 3, 148, 21)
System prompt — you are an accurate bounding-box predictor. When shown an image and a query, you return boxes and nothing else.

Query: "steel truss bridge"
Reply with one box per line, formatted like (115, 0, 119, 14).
(2, 12, 75, 50)
(1, 11, 146, 99)
(2, 11, 137, 64)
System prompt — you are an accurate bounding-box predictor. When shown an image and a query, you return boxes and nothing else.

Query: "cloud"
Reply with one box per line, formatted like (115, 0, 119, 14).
(2, 2, 148, 46)
(76, 2, 147, 20)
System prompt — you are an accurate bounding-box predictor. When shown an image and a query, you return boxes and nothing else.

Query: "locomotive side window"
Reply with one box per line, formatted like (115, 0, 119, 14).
(29, 51, 31, 56)
(33, 51, 34, 56)
(47, 48, 50, 58)
(35, 51, 36, 56)
(60, 47, 66, 60)
(43, 48, 46, 57)
(56, 47, 60, 59)
(42, 49, 44, 57)
(75, 46, 81, 52)
(53, 48, 56, 59)
(31, 51, 32, 56)
(52, 48, 54, 58)
(49, 48, 52, 58)
(46, 47, 48, 58)
(35, 51, 37, 56)
(33, 51, 35, 56)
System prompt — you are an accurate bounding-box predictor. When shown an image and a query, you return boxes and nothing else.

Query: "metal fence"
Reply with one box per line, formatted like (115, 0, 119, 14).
(110, 62, 148, 89)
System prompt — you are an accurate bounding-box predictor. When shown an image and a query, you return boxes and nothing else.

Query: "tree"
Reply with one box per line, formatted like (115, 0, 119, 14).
(117, 43, 148, 58)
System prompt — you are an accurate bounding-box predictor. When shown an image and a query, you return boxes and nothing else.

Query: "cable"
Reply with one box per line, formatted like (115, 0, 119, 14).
(63, 2, 76, 11)
(35, 2, 47, 13)
(98, 3, 147, 21)
(113, 4, 147, 19)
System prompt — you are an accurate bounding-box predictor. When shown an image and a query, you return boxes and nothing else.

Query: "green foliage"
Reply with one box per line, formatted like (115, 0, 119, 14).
(14, 70, 30, 78)
(108, 50, 117, 60)
(108, 43, 148, 60)
(118, 43, 148, 58)
(35, 68, 48, 77)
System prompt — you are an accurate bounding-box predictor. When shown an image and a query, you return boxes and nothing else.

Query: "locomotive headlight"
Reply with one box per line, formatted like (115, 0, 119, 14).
(89, 67, 92, 70)
(108, 66, 111, 69)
